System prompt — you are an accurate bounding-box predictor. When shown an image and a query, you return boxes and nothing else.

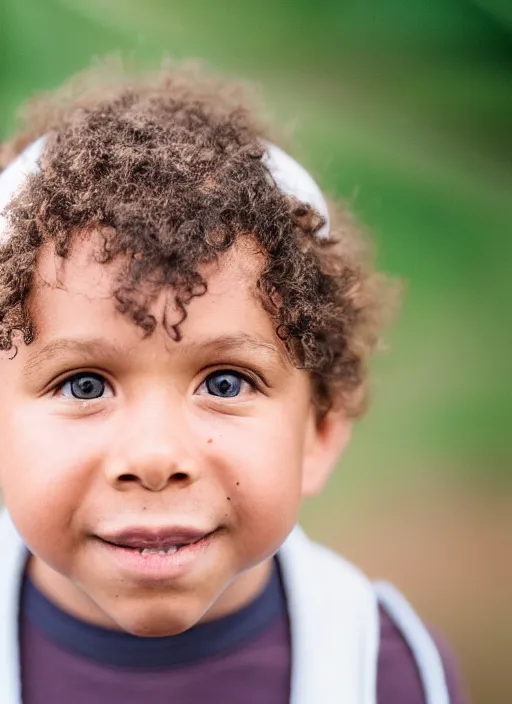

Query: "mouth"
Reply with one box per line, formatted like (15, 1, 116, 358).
(97, 527, 217, 556)
(92, 525, 221, 579)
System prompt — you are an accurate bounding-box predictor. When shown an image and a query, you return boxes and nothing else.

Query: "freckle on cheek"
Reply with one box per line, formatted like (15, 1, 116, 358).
(226, 496, 231, 501)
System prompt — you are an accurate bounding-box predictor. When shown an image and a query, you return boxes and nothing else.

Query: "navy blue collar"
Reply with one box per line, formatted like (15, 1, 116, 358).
(22, 560, 286, 668)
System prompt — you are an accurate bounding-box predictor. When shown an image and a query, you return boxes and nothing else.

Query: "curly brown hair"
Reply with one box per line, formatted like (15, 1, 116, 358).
(0, 61, 397, 419)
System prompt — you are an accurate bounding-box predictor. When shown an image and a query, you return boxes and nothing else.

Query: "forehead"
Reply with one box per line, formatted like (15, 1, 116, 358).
(28, 234, 278, 348)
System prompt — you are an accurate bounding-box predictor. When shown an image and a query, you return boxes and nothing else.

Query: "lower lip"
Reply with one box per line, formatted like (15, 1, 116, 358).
(95, 533, 216, 580)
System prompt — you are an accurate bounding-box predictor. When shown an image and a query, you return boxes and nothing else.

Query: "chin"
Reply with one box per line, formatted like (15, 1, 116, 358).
(112, 601, 205, 638)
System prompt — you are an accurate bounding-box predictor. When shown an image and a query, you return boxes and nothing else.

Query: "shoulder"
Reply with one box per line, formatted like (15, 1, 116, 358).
(377, 603, 470, 704)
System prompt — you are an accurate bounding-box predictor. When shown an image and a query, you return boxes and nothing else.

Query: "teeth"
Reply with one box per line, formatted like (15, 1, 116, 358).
(140, 546, 180, 555)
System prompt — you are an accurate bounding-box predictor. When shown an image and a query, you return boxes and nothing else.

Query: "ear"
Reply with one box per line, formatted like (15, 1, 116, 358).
(301, 405, 351, 497)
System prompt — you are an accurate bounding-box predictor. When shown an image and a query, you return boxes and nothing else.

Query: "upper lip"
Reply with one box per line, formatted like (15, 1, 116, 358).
(98, 527, 213, 549)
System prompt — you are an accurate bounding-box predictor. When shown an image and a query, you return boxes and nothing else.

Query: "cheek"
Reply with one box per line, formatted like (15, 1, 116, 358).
(0, 403, 104, 545)
(206, 408, 306, 530)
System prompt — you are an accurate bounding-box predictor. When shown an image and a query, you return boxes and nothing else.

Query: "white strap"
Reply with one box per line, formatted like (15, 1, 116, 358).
(375, 581, 450, 704)
(263, 143, 330, 238)
(0, 511, 27, 704)
(279, 527, 379, 704)
(0, 136, 48, 244)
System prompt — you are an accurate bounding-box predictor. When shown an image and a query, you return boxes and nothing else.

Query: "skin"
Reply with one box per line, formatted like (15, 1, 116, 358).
(0, 234, 350, 637)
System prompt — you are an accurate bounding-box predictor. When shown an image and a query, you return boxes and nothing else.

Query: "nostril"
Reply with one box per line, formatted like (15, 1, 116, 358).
(115, 470, 190, 488)
(172, 472, 189, 482)
(119, 474, 138, 482)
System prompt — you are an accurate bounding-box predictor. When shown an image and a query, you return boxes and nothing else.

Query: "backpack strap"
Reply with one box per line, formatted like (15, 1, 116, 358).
(374, 581, 450, 704)
(278, 527, 380, 704)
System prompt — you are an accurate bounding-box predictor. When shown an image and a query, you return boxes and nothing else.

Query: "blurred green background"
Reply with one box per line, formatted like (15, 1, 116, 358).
(1, 1, 511, 701)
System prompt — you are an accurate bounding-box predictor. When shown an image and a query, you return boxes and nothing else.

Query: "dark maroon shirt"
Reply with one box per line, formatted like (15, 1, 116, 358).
(19, 561, 468, 703)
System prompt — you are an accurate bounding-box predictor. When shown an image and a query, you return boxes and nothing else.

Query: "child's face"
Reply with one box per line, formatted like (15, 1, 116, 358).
(0, 234, 348, 636)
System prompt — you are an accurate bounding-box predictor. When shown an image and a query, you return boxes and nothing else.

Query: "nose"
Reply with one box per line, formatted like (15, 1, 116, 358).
(105, 398, 200, 492)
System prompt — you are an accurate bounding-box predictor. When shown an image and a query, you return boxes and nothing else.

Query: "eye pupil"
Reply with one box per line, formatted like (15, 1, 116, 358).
(206, 372, 241, 398)
(218, 379, 232, 395)
(80, 379, 94, 394)
(71, 374, 105, 400)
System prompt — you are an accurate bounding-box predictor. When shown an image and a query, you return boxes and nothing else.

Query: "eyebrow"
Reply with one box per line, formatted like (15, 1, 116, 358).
(23, 338, 124, 377)
(23, 333, 288, 376)
(179, 333, 286, 362)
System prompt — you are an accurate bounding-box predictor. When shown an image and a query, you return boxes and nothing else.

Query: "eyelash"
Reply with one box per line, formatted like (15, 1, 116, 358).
(55, 372, 113, 401)
(199, 369, 258, 398)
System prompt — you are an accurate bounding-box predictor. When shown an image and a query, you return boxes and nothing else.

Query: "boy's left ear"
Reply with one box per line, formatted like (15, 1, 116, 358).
(301, 405, 352, 496)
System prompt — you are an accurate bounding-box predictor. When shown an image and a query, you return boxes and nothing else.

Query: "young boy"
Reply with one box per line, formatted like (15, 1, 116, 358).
(0, 64, 468, 703)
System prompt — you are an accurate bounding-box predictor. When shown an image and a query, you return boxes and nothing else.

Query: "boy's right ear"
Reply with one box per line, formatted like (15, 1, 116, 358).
(300, 405, 352, 497)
